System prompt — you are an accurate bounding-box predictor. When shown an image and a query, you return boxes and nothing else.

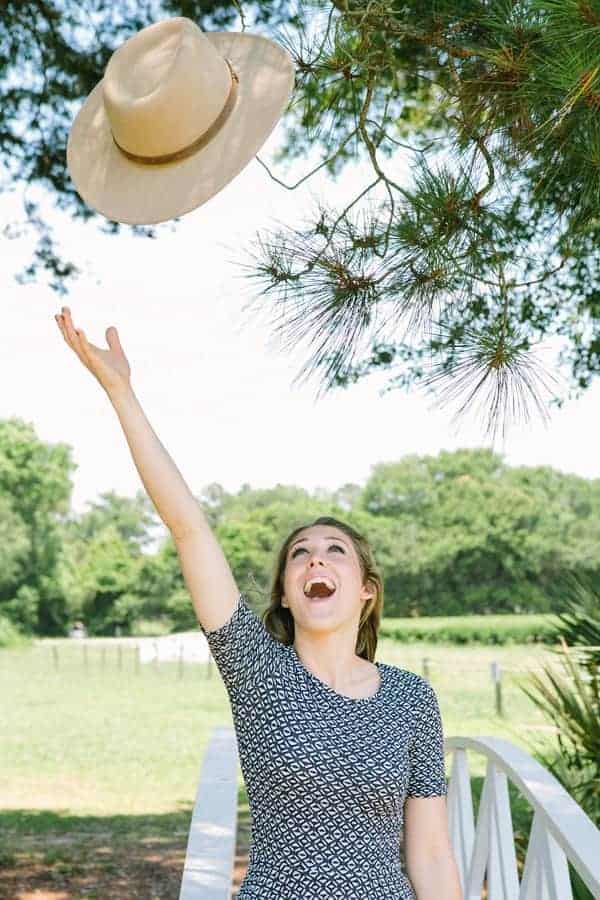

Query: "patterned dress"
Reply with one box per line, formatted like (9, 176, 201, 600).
(198, 593, 448, 900)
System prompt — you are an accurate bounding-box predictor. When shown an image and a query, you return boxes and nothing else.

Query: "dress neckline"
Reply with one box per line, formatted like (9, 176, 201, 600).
(287, 644, 385, 704)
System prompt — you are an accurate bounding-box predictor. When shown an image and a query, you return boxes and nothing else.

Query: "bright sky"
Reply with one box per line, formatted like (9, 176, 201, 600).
(2, 112, 599, 518)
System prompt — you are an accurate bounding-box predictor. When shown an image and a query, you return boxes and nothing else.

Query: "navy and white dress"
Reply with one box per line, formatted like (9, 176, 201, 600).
(198, 593, 448, 900)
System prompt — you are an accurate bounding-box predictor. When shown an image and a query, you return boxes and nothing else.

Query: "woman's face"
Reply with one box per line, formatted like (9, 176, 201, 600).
(281, 524, 373, 633)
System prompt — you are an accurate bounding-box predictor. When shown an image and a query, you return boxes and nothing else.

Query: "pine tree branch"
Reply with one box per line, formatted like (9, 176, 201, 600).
(330, 0, 479, 60)
(255, 127, 360, 190)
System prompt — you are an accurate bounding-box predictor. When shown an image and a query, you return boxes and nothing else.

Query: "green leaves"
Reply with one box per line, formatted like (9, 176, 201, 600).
(247, 0, 600, 435)
(520, 574, 600, 821)
(1, 416, 599, 632)
(2, 0, 600, 433)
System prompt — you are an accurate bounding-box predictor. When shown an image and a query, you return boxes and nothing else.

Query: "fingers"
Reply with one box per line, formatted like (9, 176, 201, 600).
(54, 311, 71, 347)
(61, 306, 79, 345)
(76, 327, 92, 362)
(55, 306, 86, 360)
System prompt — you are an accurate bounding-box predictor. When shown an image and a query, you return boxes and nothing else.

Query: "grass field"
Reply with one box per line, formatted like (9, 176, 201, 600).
(1, 634, 562, 898)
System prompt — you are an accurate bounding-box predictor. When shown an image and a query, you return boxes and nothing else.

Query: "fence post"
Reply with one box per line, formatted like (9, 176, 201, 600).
(135, 642, 140, 675)
(52, 646, 59, 670)
(422, 657, 430, 681)
(118, 645, 123, 671)
(490, 661, 503, 716)
(178, 644, 184, 680)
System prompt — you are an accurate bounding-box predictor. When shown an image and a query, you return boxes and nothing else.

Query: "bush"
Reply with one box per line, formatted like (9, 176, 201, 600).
(380, 613, 560, 645)
(164, 588, 198, 632)
(0, 615, 31, 648)
(130, 618, 174, 637)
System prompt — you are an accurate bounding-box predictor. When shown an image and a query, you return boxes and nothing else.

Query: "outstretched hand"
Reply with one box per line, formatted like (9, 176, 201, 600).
(55, 306, 131, 396)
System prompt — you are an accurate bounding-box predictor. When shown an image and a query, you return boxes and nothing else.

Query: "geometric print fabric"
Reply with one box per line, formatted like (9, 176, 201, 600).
(198, 594, 448, 899)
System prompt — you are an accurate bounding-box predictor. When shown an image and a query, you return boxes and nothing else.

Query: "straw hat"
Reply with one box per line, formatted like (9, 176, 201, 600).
(66, 17, 295, 225)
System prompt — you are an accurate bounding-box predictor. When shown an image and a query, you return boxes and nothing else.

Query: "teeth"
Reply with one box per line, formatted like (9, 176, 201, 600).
(303, 576, 336, 596)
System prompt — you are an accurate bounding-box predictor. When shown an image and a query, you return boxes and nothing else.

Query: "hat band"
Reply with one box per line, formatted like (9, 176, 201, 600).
(112, 59, 239, 166)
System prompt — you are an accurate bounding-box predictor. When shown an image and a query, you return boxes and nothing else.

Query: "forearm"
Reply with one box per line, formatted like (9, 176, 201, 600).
(108, 385, 206, 539)
(407, 852, 463, 900)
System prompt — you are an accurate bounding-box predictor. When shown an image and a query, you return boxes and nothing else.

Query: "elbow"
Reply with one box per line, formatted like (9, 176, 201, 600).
(170, 517, 210, 543)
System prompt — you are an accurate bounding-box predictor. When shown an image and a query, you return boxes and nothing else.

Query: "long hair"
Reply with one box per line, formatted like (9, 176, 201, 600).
(262, 516, 384, 662)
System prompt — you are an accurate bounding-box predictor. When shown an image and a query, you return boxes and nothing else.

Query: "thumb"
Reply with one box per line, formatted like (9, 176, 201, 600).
(106, 326, 122, 350)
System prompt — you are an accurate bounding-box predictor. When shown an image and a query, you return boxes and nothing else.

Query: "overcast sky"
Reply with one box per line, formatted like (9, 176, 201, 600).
(2, 119, 599, 518)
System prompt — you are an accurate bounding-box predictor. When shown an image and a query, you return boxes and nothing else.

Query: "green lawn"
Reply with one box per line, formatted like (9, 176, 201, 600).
(0, 634, 563, 897)
(1, 635, 559, 817)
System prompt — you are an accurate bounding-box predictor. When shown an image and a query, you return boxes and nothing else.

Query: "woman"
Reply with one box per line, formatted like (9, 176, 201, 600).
(55, 306, 462, 900)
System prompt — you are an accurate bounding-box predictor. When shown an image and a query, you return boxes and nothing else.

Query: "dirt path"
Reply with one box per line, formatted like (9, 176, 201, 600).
(0, 808, 251, 899)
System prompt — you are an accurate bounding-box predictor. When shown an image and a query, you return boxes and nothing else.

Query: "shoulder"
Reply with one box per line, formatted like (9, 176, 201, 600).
(380, 663, 439, 708)
(381, 662, 430, 694)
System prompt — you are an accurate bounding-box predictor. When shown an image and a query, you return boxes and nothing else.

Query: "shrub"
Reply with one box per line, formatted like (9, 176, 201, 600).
(380, 613, 560, 645)
(0, 615, 31, 648)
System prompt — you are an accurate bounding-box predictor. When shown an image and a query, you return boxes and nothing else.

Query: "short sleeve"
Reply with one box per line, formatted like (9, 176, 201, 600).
(407, 680, 448, 798)
(198, 592, 280, 702)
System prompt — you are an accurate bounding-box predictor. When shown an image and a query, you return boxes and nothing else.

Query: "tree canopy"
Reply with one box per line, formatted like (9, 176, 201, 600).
(2, 0, 600, 436)
(1, 417, 599, 635)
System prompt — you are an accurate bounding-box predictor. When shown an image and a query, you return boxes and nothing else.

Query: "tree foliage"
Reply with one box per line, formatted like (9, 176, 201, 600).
(1, 417, 599, 635)
(0, 0, 300, 288)
(2, 1, 600, 435)
(244, 0, 600, 438)
(0, 418, 75, 632)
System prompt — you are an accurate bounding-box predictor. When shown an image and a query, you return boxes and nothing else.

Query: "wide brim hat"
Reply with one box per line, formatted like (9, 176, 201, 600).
(66, 18, 295, 225)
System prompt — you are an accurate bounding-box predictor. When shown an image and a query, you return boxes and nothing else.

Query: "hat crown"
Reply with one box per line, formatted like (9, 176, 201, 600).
(103, 18, 232, 158)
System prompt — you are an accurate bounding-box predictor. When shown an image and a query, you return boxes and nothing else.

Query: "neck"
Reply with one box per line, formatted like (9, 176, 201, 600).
(292, 629, 364, 690)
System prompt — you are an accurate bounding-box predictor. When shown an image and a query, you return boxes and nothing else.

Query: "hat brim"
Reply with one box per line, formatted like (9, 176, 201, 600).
(66, 32, 295, 225)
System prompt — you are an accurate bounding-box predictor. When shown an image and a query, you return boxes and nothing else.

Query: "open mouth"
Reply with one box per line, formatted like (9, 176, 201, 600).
(303, 577, 336, 601)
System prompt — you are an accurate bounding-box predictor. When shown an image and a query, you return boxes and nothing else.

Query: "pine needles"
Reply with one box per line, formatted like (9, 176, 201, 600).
(241, 0, 600, 437)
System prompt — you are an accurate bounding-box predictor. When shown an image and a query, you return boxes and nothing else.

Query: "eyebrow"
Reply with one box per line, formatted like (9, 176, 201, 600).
(290, 536, 350, 550)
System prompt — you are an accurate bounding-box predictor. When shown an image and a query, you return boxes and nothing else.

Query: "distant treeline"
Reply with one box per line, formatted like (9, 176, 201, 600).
(1, 417, 599, 637)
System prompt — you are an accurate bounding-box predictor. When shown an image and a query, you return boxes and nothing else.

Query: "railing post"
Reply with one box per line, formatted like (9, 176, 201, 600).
(447, 747, 475, 898)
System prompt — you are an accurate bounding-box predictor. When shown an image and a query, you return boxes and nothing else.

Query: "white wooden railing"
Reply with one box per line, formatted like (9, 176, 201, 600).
(180, 730, 600, 899)
(446, 736, 600, 900)
(179, 726, 239, 900)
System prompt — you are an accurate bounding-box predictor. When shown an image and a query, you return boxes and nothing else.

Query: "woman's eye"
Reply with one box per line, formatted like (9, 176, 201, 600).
(291, 544, 345, 559)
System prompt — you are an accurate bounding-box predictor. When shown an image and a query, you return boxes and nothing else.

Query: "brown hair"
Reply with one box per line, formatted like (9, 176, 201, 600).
(262, 516, 384, 662)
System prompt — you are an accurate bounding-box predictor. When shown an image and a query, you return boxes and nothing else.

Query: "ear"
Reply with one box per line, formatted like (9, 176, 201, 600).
(361, 580, 376, 603)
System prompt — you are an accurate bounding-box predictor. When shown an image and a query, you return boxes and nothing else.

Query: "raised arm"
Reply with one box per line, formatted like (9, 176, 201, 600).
(54, 306, 239, 633)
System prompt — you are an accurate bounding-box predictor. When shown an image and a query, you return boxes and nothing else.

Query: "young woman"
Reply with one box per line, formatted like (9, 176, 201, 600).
(55, 306, 462, 900)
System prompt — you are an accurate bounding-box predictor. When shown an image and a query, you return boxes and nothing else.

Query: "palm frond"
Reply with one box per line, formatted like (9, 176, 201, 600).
(519, 573, 600, 818)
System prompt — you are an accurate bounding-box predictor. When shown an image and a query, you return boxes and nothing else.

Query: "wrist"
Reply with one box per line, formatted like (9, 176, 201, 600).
(106, 381, 136, 409)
